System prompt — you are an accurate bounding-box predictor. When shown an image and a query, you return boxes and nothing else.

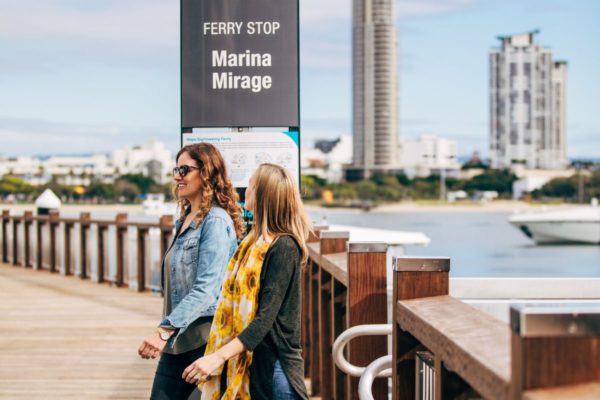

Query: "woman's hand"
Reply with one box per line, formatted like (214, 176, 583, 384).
(182, 353, 225, 384)
(138, 331, 170, 359)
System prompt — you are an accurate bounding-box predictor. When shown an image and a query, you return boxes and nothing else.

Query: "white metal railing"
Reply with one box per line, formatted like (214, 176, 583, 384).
(358, 355, 392, 400)
(332, 324, 392, 377)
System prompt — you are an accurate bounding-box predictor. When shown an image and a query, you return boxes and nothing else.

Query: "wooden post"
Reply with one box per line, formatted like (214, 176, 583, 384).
(347, 242, 389, 400)
(392, 256, 450, 400)
(309, 255, 321, 395)
(332, 279, 347, 399)
(48, 211, 60, 273)
(12, 216, 20, 266)
(303, 224, 327, 385)
(115, 213, 128, 287)
(136, 227, 148, 292)
(159, 215, 174, 259)
(318, 231, 349, 400)
(79, 212, 91, 279)
(1, 210, 9, 263)
(97, 223, 107, 283)
(36, 217, 44, 270)
(63, 221, 73, 275)
(23, 211, 33, 267)
(510, 305, 600, 398)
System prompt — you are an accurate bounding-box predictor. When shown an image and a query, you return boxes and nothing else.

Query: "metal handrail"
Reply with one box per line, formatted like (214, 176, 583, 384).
(332, 323, 392, 377)
(358, 355, 392, 400)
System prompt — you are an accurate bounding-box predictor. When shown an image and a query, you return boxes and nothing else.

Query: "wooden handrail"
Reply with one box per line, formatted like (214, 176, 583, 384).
(1, 209, 174, 291)
(392, 256, 600, 400)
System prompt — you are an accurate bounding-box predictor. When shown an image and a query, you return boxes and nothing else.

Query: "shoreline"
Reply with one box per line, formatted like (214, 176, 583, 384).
(307, 200, 573, 214)
(1, 200, 572, 215)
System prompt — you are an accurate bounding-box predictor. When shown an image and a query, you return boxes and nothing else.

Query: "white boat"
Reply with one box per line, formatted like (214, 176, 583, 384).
(509, 202, 600, 244)
(142, 193, 177, 216)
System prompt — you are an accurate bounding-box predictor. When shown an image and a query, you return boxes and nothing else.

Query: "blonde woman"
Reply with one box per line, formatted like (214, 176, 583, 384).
(138, 143, 244, 400)
(183, 163, 311, 400)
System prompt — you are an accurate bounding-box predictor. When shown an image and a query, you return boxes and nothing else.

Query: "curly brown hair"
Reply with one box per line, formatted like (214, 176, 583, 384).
(173, 143, 245, 239)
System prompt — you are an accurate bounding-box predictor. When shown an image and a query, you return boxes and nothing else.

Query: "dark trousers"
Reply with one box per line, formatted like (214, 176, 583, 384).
(150, 346, 206, 400)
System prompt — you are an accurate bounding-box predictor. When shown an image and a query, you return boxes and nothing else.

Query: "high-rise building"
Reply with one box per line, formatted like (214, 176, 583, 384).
(348, 0, 399, 179)
(490, 30, 568, 170)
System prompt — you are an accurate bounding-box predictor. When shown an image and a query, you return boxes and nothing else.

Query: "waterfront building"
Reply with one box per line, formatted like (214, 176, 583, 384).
(0, 140, 173, 186)
(400, 134, 461, 178)
(302, 135, 353, 183)
(348, 0, 399, 179)
(490, 30, 568, 170)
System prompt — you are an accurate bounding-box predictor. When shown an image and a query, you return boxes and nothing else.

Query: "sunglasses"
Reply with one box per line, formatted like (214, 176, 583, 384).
(173, 165, 200, 177)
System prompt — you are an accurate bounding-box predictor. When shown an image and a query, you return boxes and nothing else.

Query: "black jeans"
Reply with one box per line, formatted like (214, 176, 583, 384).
(150, 346, 206, 400)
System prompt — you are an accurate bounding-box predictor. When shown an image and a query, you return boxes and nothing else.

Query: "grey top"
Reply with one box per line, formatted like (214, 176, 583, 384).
(237, 236, 309, 400)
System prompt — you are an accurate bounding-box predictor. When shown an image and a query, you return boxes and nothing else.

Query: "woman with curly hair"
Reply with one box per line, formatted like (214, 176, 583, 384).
(138, 143, 245, 400)
(183, 163, 312, 400)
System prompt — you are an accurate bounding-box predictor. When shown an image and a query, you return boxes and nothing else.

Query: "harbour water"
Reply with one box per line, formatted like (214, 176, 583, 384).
(308, 207, 600, 278)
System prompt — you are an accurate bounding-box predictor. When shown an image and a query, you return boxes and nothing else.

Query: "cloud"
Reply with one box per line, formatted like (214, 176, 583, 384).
(0, 0, 177, 48)
(0, 116, 178, 156)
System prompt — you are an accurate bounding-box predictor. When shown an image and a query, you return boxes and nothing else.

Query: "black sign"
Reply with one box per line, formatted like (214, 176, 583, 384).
(181, 0, 299, 128)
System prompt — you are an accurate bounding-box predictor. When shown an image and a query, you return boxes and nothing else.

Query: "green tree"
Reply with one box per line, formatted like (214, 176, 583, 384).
(0, 175, 35, 196)
(463, 170, 517, 196)
(119, 174, 156, 194)
(114, 179, 141, 202)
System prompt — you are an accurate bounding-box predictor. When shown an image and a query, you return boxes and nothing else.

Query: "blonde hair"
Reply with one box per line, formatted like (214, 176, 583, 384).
(249, 164, 312, 264)
(173, 143, 245, 239)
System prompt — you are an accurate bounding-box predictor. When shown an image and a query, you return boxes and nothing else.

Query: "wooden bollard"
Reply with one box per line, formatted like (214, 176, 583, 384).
(392, 256, 450, 400)
(347, 242, 389, 400)
(318, 230, 349, 400)
(115, 213, 128, 287)
(1, 210, 9, 263)
(79, 212, 91, 279)
(48, 211, 60, 273)
(510, 305, 600, 397)
(23, 211, 33, 267)
(136, 227, 148, 292)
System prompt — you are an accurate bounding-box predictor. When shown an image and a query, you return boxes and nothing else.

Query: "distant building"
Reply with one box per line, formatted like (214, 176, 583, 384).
(112, 140, 172, 183)
(0, 140, 173, 186)
(348, 0, 399, 179)
(511, 166, 581, 199)
(301, 136, 352, 183)
(490, 30, 568, 170)
(400, 134, 461, 178)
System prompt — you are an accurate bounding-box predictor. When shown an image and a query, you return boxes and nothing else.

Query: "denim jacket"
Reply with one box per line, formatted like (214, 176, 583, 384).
(161, 206, 237, 340)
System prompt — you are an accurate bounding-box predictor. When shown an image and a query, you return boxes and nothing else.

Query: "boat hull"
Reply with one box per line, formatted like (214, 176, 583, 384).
(510, 220, 600, 244)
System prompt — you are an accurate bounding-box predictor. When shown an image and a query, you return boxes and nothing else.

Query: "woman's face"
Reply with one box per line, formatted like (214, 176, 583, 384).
(244, 174, 256, 212)
(174, 151, 202, 201)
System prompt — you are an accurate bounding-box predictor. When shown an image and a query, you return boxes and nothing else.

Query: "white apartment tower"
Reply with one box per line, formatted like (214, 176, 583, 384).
(490, 30, 568, 170)
(350, 0, 399, 179)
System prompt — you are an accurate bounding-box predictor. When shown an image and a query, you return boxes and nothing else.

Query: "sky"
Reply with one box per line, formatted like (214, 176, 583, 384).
(0, 0, 599, 159)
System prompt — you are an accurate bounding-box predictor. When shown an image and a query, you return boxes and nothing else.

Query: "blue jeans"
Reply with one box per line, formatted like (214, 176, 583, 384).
(272, 360, 300, 400)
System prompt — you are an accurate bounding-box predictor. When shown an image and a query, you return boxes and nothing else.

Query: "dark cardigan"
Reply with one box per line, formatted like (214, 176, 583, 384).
(237, 235, 309, 400)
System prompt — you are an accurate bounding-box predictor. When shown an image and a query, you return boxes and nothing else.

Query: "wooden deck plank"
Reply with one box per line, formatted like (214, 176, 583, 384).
(0, 264, 163, 399)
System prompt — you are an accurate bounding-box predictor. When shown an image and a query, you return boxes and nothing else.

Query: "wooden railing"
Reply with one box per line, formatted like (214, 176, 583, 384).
(1, 209, 174, 291)
(392, 256, 600, 400)
(303, 227, 389, 400)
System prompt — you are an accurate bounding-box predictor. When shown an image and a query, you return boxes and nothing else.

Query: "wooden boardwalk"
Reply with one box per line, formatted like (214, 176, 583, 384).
(0, 263, 162, 399)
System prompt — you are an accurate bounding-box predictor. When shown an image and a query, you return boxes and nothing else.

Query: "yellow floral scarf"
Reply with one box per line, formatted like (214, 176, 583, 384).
(200, 235, 271, 399)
